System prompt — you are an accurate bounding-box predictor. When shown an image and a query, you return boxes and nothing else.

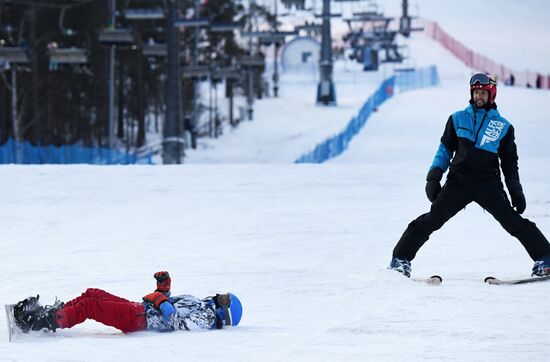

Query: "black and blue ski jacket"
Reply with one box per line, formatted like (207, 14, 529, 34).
(430, 102, 520, 183)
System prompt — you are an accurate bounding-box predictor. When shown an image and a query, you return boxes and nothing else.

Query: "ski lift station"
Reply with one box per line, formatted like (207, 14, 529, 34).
(280, 36, 320, 72)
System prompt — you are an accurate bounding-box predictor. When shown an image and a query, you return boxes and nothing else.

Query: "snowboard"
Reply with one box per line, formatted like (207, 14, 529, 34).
(5, 304, 19, 342)
(484, 275, 550, 285)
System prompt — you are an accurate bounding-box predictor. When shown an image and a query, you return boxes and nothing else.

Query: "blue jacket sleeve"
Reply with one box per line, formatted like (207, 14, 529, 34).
(429, 115, 456, 172)
(159, 301, 176, 322)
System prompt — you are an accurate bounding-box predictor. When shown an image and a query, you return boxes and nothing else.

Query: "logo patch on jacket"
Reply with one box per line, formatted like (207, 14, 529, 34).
(480, 120, 505, 146)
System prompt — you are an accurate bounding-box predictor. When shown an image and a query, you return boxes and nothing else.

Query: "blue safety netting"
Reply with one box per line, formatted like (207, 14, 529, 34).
(295, 65, 440, 163)
(395, 65, 440, 92)
(0, 138, 153, 165)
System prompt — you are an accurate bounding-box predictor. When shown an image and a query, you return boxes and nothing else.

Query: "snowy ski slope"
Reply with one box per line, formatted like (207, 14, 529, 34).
(1, 1, 550, 361)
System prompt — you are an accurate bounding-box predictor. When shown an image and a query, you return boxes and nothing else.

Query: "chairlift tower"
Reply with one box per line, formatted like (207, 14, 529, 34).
(400, 0, 411, 37)
(125, 0, 212, 163)
(167, 1, 242, 158)
(191, 0, 201, 147)
(104, 0, 242, 161)
(245, 30, 296, 97)
(99, 2, 139, 161)
(230, 0, 268, 120)
(163, 0, 184, 164)
(245, 0, 256, 120)
(399, 0, 423, 37)
(343, 1, 414, 70)
(272, 0, 280, 97)
(102, 0, 121, 160)
(316, 0, 337, 105)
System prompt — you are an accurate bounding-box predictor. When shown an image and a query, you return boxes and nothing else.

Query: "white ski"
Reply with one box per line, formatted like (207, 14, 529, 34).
(484, 275, 550, 285)
(413, 275, 443, 285)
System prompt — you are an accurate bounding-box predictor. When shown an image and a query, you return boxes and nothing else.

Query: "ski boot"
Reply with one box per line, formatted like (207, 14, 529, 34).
(388, 257, 411, 277)
(13, 295, 63, 333)
(13, 295, 42, 333)
(532, 255, 550, 277)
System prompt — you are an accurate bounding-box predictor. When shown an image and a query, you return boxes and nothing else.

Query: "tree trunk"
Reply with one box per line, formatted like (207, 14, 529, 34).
(117, 55, 124, 139)
(28, 4, 41, 144)
(136, 54, 145, 147)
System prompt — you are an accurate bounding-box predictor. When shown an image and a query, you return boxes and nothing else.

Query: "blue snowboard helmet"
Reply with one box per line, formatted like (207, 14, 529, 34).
(216, 293, 243, 327)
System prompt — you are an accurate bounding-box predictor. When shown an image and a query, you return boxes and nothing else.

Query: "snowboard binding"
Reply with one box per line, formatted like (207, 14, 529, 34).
(13, 295, 42, 333)
(12, 295, 63, 333)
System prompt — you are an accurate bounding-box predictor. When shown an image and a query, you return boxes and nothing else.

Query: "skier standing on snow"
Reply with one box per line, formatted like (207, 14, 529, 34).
(11, 271, 243, 334)
(389, 73, 550, 277)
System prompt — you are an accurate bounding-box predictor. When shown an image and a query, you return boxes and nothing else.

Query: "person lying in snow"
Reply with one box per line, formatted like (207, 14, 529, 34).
(11, 271, 242, 334)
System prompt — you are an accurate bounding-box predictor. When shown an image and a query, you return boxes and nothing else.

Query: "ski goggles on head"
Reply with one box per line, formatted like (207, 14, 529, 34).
(470, 73, 495, 86)
(217, 293, 232, 326)
(213, 293, 232, 329)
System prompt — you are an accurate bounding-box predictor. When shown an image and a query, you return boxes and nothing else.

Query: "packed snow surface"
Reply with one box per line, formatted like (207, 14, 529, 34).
(2, 1, 550, 361)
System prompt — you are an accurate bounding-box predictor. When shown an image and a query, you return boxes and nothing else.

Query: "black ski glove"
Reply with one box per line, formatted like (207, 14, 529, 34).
(425, 168, 443, 203)
(506, 178, 526, 214)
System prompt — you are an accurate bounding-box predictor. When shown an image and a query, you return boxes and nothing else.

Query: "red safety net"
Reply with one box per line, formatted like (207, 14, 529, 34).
(424, 19, 549, 89)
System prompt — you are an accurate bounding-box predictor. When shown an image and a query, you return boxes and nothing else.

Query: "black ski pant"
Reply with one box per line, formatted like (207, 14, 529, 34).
(393, 175, 550, 262)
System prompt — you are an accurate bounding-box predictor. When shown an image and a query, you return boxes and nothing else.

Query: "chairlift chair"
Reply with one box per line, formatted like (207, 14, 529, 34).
(174, 19, 210, 28)
(211, 67, 241, 82)
(181, 64, 211, 80)
(209, 23, 243, 33)
(48, 6, 89, 65)
(49, 48, 88, 64)
(238, 55, 265, 67)
(0, 47, 28, 63)
(142, 43, 167, 57)
(124, 8, 165, 20)
(295, 23, 322, 32)
(99, 28, 135, 45)
(281, 0, 306, 10)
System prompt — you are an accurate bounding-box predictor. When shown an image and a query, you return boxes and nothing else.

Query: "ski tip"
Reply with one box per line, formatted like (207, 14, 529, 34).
(419, 275, 443, 285)
(484, 276, 496, 283)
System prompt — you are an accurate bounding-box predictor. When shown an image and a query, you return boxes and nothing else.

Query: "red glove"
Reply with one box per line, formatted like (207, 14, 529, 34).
(143, 291, 168, 308)
(154, 271, 171, 293)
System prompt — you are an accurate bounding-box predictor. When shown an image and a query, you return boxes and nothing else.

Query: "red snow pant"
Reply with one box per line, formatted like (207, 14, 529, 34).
(56, 288, 148, 333)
